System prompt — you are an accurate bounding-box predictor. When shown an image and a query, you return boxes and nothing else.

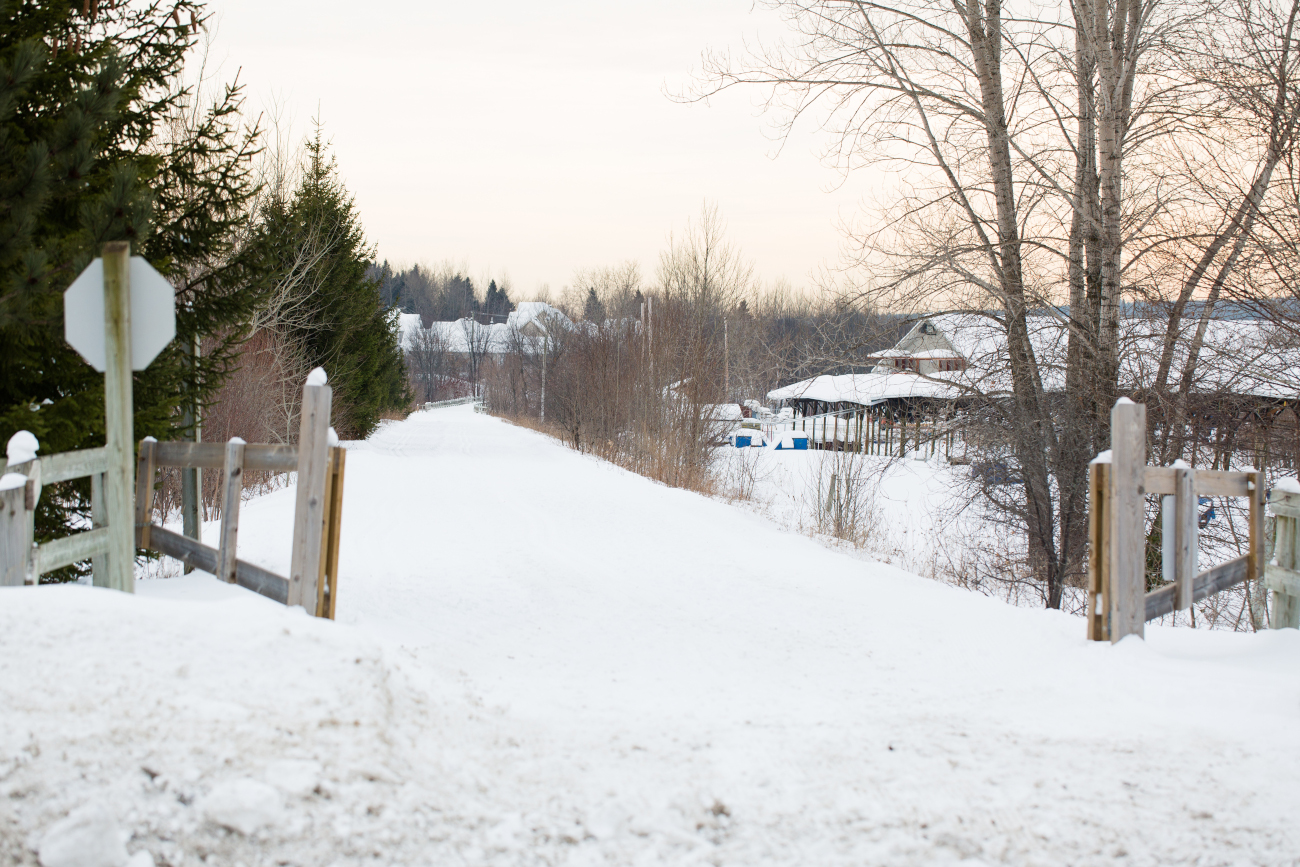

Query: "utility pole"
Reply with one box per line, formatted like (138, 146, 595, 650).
(647, 295, 654, 385)
(724, 318, 729, 403)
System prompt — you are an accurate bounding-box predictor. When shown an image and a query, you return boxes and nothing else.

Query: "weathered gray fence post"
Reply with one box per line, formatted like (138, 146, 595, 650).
(216, 438, 246, 584)
(288, 370, 332, 610)
(0, 476, 27, 586)
(1109, 398, 1147, 641)
(102, 241, 135, 593)
(91, 470, 106, 585)
(1161, 460, 1198, 611)
(1264, 485, 1300, 629)
(2, 432, 39, 586)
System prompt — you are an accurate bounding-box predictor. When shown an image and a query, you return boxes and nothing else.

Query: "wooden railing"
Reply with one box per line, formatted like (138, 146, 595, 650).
(1085, 397, 1299, 641)
(2, 373, 346, 619)
(133, 376, 345, 618)
(1, 445, 114, 586)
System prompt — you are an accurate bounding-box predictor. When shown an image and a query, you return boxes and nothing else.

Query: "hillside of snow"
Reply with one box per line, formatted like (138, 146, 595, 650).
(3, 405, 1299, 866)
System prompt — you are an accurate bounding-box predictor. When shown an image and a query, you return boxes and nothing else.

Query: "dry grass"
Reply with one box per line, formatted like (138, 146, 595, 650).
(496, 411, 718, 496)
(803, 449, 883, 548)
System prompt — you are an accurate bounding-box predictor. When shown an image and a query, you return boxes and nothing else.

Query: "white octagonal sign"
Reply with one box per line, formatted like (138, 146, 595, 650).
(64, 257, 177, 371)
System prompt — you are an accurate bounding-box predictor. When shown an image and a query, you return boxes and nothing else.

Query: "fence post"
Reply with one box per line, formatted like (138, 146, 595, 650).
(216, 438, 246, 584)
(1173, 463, 1197, 610)
(102, 241, 135, 593)
(0, 477, 27, 586)
(1087, 456, 1110, 640)
(288, 370, 331, 610)
(91, 471, 106, 586)
(4, 432, 39, 586)
(1266, 486, 1300, 629)
(1109, 398, 1146, 641)
(134, 438, 157, 550)
(318, 446, 347, 619)
(1248, 469, 1265, 592)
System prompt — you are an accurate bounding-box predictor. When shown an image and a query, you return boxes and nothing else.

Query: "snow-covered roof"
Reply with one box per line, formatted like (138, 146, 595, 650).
(1120, 316, 1300, 400)
(399, 304, 575, 354)
(769, 312, 1300, 405)
(768, 372, 966, 405)
(397, 313, 423, 351)
(400, 318, 513, 354)
(507, 302, 570, 335)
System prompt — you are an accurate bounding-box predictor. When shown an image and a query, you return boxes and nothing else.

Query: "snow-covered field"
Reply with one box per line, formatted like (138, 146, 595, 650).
(713, 441, 958, 559)
(712, 442, 1045, 609)
(3, 406, 1299, 866)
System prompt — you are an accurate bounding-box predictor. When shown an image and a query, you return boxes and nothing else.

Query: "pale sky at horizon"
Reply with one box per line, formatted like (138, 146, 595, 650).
(202, 0, 886, 299)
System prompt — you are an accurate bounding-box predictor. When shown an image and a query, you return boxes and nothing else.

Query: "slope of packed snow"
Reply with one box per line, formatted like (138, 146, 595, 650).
(3, 405, 1299, 866)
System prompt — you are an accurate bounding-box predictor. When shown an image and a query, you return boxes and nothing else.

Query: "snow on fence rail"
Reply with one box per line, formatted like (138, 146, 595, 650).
(1088, 398, 1299, 641)
(1, 372, 346, 619)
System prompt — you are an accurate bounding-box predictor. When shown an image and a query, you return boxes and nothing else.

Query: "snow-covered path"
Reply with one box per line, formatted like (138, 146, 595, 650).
(3, 406, 1299, 866)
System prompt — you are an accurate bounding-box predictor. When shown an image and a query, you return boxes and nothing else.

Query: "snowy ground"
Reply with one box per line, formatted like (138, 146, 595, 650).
(713, 441, 957, 557)
(712, 439, 1266, 624)
(711, 441, 1048, 608)
(3, 405, 1299, 866)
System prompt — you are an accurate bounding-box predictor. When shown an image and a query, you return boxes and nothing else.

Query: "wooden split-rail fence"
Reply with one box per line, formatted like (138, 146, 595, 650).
(1088, 398, 1300, 641)
(1, 442, 116, 587)
(1, 376, 346, 619)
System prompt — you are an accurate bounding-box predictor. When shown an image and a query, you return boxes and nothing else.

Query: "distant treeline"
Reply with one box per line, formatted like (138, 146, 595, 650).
(371, 262, 516, 323)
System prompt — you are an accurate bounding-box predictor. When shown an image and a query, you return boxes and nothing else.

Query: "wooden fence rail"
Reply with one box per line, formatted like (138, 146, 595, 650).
(1, 441, 113, 587)
(2, 372, 346, 620)
(1087, 397, 1296, 640)
(133, 374, 345, 618)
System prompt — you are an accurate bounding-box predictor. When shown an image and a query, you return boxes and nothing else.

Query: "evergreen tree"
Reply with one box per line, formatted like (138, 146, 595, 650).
(257, 127, 408, 439)
(369, 260, 404, 308)
(0, 0, 266, 578)
(482, 279, 514, 319)
(449, 274, 476, 319)
(583, 287, 606, 323)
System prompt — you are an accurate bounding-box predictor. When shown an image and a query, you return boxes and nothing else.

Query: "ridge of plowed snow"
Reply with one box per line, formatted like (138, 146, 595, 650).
(2, 405, 1298, 866)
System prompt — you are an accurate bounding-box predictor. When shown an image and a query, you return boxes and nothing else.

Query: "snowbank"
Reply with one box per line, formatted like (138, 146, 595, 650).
(3, 406, 1299, 865)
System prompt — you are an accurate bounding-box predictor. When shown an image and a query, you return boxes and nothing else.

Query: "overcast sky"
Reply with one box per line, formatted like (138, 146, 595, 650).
(203, 0, 879, 298)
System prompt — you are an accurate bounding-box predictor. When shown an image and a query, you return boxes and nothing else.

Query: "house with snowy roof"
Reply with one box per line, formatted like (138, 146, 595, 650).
(767, 312, 1300, 464)
(507, 302, 570, 340)
(869, 318, 969, 375)
(398, 303, 573, 357)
